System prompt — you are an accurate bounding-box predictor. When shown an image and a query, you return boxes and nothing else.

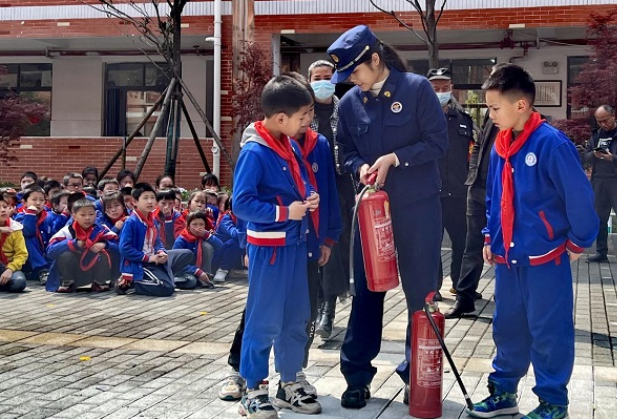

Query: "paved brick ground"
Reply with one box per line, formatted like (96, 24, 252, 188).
(0, 251, 615, 419)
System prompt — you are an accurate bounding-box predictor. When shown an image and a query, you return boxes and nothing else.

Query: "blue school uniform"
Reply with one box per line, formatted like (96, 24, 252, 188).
(483, 118, 598, 406)
(119, 211, 166, 282)
(233, 122, 313, 389)
(212, 212, 246, 271)
(14, 208, 52, 276)
(46, 223, 118, 292)
(173, 230, 223, 277)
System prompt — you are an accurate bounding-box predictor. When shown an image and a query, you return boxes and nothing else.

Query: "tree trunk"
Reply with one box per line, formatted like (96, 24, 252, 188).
(425, 0, 440, 69)
(164, 0, 184, 179)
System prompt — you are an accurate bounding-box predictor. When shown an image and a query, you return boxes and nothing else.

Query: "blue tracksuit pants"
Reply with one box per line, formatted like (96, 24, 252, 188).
(491, 253, 574, 406)
(240, 243, 310, 389)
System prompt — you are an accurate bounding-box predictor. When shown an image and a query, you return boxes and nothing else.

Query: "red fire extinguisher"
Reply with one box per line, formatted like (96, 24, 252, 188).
(410, 292, 445, 418)
(350, 172, 399, 293)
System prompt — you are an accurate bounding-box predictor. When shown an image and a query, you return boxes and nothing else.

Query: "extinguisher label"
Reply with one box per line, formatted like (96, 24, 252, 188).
(418, 338, 443, 387)
(374, 219, 396, 260)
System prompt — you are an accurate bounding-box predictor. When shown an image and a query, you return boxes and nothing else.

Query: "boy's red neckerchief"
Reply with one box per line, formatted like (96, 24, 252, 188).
(254, 121, 307, 199)
(494, 111, 544, 265)
(35, 210, 47, 249)
(298, 128, 320, 236)
(133, 209, 157, 250)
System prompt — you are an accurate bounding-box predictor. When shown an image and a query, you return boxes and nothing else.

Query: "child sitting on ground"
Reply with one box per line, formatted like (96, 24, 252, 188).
(153, 189, 184, 250)
(212, 197, 246, 283)
(14, 186, 51, 285)
(0, 192, 28, 293)
(204, 190, 220, 226)
(43, 180, 63, 213)
(115, 183, 193, 296)
(173, 211, 222, 288)
(46, 198, 118, 293)
(102, 192, 129, 235)
(47, 190, 71, 237)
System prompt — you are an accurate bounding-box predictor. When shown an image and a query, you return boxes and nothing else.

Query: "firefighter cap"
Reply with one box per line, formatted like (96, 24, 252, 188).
(327, 25, 378, 84)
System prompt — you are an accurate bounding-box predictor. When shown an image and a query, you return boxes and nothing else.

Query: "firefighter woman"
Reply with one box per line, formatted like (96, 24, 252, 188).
(327, 25, 448, 408)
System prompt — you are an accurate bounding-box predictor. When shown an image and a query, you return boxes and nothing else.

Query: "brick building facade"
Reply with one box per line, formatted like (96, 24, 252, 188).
(0, 0, 612, 188)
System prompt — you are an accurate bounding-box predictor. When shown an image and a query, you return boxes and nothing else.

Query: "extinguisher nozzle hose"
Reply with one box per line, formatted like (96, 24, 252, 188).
(423, 302, 475, 411)
(349, 183, 374, 297)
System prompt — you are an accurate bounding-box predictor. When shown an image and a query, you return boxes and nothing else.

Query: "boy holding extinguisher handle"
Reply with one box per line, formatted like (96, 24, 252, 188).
(472, 64, 598, 419)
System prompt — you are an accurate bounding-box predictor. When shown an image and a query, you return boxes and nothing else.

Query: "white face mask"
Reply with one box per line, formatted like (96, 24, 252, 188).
(436, 91, 451, 106)
(311, 80, 336, 101)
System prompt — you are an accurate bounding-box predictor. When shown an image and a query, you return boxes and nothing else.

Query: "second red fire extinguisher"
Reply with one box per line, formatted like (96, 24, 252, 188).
(350, 172, 399, 293)
(410, 292, 445, 419)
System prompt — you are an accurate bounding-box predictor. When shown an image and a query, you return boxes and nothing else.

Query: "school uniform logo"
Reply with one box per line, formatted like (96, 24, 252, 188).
(525, 152, 537, 167)
(391, 102, 403, 114)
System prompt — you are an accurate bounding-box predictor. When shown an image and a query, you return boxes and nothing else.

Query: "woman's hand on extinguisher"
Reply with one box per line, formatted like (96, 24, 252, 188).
(369, 153, 398, 186)
(318, 245, 332, 267)
(359, 164, 372, 185)
(483, 245, 494, 266)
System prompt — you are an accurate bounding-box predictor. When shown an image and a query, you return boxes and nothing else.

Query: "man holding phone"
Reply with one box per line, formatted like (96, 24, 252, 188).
(584, 105, 617, 262)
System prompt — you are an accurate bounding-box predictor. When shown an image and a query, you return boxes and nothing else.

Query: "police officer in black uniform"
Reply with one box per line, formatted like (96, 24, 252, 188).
(327, 25, 447, 409)
(427, 68, 474, 300)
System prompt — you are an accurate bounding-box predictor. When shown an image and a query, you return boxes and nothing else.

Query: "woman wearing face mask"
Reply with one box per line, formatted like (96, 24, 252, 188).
(307, 60, 356, 340)
(327, 25, 448, 409)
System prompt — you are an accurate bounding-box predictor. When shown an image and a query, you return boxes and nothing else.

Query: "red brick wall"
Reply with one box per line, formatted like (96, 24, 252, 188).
(0, 137, 233, 190)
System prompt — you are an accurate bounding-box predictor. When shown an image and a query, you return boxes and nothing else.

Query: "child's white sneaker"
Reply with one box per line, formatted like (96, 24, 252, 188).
(238, 381, 278, 419)
(218, 371, 246, 401)
(296, 371, 317, 398)
(273, 381, 321, 414)
(213, 269, 228, 283)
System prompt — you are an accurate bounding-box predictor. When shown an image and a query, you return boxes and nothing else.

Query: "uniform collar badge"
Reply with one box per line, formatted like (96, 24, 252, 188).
(384, 91, 391, 98)
(391, 101, 403, 113)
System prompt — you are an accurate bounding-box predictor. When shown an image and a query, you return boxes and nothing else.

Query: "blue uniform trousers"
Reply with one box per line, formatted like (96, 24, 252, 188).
(341, 194, 442, 386)
(240, 243, 310, 389)
(491, 253, 574, 406)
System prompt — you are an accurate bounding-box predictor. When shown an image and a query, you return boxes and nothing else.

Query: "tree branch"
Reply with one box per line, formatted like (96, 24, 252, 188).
(436, 0, 447, 25)
(369, 0, 427, 44)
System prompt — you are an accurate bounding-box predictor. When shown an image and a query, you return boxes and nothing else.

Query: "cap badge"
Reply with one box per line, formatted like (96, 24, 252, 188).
(384, 91, 391, 98)
(331, 54, 339, 63)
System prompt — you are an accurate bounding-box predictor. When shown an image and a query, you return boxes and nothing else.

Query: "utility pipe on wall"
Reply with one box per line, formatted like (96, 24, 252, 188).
(211, 0, 222, 177)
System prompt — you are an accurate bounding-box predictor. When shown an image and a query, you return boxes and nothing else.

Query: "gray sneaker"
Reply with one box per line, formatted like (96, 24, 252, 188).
(218, 371, 247, 401)
(238, 381, 278, 419)
(273, 381, 322, 415)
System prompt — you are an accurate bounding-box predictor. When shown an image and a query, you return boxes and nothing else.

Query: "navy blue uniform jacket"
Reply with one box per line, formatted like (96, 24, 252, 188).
(337, 68, 448, 206)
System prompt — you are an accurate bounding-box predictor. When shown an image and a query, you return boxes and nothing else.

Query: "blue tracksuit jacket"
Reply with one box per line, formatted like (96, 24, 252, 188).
(233, 123, 312, 247)
(297, 130, 342, 260)
(120, 211, 166, 281)
(46, 223, 118, 292)
(484, 122, 598, 265)
(14, 208, 52, 271)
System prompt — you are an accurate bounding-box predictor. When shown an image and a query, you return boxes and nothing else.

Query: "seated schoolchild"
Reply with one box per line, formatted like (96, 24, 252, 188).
(82, 166, 99, 188)
(0, 192, 28, 293)
(204, 190, 220, 226)
(14, 186, 50, 285)
(153, 189, 184, 250)
(47, 190, 71, 237)
(102, 191, 129, 283)
(0, 188, 19, 218)
(171, 188, 184, 213)
(173, 211, 223, 288)
(201, 173, 221, 192)
(115, 183, 193, 297)
(120, 186, 135, 212)
(155, 174, 175, 192)
(212, 198, 245, 283)
(46, 198, 118, 293)
(116, 169, 136, 189)
(43, 180, 63, 213)
(63, 172, 84, 193)
(216, 192, 230, 225)
(95, 178, 120, 212)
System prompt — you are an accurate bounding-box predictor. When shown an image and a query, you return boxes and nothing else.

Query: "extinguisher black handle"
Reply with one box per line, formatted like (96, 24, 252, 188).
(423, 303, 475, 411)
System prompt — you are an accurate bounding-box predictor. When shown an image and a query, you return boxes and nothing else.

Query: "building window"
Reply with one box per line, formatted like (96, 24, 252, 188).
(567, 56, 589, 120)
(0, 63, 52, 136)
(104, 62, 170, 137)
(408, 58, 496, 127)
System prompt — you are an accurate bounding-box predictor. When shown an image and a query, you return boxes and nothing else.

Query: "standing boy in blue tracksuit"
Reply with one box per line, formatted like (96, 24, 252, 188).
(469, 64, 598, 419)
(233, 75, 321, 418)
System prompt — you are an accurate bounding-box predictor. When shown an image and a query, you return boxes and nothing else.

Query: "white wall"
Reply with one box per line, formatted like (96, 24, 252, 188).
(51, 57, 103, 136)
(301, 44, 591, 121)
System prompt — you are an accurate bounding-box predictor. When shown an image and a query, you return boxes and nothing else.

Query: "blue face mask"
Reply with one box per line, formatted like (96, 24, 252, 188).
(311, 80, 336, 101)
(436, 91, 451, 106)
